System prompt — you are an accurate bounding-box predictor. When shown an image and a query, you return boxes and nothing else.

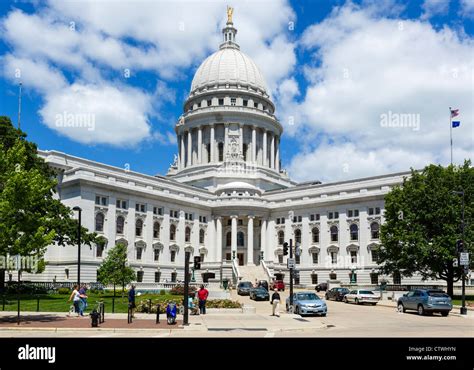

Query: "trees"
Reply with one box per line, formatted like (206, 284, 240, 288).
(0, 116, 96, 286)
(379, 161, 473, 296)
(97, 242, 135, 298)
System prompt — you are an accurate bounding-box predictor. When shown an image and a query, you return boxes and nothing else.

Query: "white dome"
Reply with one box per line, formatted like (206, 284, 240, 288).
(190, 48, 267, 94)
(215, 181, 262, 194)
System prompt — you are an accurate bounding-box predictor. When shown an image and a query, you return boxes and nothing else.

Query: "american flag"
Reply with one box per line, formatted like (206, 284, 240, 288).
(450, 108, 459, 118)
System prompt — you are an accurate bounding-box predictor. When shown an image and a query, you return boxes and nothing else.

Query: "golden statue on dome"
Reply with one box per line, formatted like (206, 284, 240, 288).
(227, 6, 234, 23)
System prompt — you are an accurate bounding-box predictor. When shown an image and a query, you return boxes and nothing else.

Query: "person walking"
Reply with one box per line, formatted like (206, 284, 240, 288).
(197, 285, 209, 315)
(78, 284, 88, 316)
(271, 289, 280, 317)
(128, 285, 136, 318)
(68, 285, 82, 317)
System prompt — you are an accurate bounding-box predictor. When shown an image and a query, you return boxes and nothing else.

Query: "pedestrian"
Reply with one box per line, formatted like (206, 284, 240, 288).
(254, 279, 258, 288)
(128, 285, 136, 318)
(271, 289, 280, 317)
(67, 285, 82, 317)
(78, 284, 88, 316)
(197, 284, 209, 315)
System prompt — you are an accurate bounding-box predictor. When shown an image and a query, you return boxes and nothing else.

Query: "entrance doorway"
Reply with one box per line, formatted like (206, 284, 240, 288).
(237, 253, 244, 266)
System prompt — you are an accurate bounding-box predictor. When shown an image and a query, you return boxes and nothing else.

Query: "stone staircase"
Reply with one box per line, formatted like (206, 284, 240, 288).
(238, 264, 270, 283)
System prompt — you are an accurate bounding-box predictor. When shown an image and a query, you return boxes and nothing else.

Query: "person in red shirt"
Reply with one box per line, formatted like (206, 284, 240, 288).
(197, 285, 209, 314)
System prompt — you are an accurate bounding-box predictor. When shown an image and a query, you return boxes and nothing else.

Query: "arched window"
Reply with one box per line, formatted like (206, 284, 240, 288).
(226, 232, 232, 246)
(153, 222, 160, 239)
(185, 227, 191, 242)
(95, 213, 104, 232)
(218, 142, 224, 161)
(350, 224, 359, 241)
(170, 224, 176, 241)
(116, 216, 125, 235)
(371, 222, 380, 239)
(199, 229, 205, 244)
(243, 143, 248, 161)
(237, 231, 244, 247)
(294, 229, 302, 244)
(312, 227, 320, 243)
(330, 225, 338, 242)
(135, 219, 143, 237)
(278, 230, 285, 245)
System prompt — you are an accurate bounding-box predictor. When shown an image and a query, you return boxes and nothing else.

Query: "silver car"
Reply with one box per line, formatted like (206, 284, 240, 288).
(344, 289, 380, 305)
(286, 291, 327, 316)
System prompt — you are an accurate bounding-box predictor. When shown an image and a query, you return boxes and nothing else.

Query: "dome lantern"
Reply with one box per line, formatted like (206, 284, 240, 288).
(220, 6, 239, 50)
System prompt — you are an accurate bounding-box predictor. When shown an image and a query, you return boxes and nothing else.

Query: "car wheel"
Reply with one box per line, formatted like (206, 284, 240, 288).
(286, 304, 289, 312)
(417, 304, 425, 316)
(344, 297, 348, 303)
(441, 311, 449, 317)
(397, 303, 405, 313)
(321, 313, 327, 317)
(325, 294, 329, 300)
(295, 306, 300, 315)
(355, 298, 359, 305)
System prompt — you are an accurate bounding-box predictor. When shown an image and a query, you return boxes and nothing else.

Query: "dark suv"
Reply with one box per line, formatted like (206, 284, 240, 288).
(325, 287, 350, 301)
(237, 281, 253, 295)
(315, 282, 328, 292)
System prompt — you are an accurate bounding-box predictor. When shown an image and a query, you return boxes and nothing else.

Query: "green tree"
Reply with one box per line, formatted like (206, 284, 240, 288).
(0, 116, 97, 287)
(379, 161, 473, 296)
(97, 242, 135, 299)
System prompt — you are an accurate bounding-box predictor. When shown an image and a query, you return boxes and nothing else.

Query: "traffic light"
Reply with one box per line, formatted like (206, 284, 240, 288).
(456, 240, 464, 253)
(194, 256, 201, 270)
(283, 242, 289, 256)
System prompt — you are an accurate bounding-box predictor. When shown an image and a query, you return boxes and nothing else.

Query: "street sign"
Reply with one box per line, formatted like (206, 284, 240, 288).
(460, 252, 469, 266)
(287, 258, 295, 269)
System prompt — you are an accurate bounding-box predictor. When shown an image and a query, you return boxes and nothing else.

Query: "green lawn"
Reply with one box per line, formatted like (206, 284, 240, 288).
(452, 299, 473, 306)
(0, 293, 182, 314)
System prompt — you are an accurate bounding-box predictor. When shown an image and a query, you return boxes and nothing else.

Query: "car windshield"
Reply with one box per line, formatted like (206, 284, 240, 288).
(359, 290, 374, 295)
(256, 288, 267, 293)
(427, 291, 449, 298)
(297, 293, 319, 301)
(239, 282, 252, 287)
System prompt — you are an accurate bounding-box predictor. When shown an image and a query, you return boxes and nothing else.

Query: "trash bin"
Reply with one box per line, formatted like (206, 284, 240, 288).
(90, 309, 100, 327)
(222, 279, 229, 290)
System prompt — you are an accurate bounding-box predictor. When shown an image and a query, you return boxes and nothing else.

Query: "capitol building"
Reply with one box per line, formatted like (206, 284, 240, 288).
(30, 13, 421, 287)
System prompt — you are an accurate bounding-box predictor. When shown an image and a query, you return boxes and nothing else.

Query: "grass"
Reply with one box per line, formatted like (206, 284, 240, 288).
(452, 299, 474, 306)
(0, 292, 182, 314)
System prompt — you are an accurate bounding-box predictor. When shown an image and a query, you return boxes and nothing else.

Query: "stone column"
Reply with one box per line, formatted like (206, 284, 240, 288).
(252, 126, 256, 163)
(231, 215, 238, 260)
(210, 125, 215, 163)
(180, 133, 185, 169)
(275, 136, 280, 172)
(187, 130, 192, 167)
(247, 216, 254, 265)
(224, 124, 229, 160)
(198, 127, 202, 164)
(263, 129, 267, 167)
(270, 133, 275, 169)
(261, 218, 267, 261)
(215, 216, 222, 262)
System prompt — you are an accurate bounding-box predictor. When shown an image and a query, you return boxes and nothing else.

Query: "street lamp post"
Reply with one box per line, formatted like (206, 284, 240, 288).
(453, 190, 467, 315)
(72, 207, 82, 287)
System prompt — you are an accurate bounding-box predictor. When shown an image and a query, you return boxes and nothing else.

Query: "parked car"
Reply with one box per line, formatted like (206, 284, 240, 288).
(270, 280, 285, 291)
(286, 291, 327, 316)
(249, 287, 270, 301)
(397, 289, 452, 316)
(325, 287, 350, 301)
(344, 289, 380, 305)
(237, 281, 253, 296)
(256, 280, 269, 291)
(315, 282, 328, 292)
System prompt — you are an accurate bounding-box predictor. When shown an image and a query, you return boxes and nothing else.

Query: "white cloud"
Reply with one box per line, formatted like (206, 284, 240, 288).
(284, 3, 473, 182)
(461, 0, 474, 18)
(421, 0, 450, 19)
(39, 83, 152, 147)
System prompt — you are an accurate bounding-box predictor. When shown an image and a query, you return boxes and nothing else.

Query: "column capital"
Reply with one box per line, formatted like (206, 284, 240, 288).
(230, 215, 239, 219)
(247, 215, 255, 220)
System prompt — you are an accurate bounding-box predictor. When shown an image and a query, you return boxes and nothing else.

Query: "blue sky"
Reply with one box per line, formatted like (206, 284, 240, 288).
(0, 0, 472, 182)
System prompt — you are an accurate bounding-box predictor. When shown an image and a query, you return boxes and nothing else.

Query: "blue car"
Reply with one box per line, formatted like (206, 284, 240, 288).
(397, 289, 452, 316)
(286, 291, 327, 316)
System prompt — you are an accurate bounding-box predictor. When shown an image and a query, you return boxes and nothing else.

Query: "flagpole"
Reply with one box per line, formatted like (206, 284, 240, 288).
(449, 106, 453, 166)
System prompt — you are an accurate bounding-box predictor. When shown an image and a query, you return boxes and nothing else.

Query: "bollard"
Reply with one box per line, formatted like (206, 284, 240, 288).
(156, 304, 160, 324)
(36, 296, 40, 312)
(100, 302, 105, 323)
(127, 304, 132, 324)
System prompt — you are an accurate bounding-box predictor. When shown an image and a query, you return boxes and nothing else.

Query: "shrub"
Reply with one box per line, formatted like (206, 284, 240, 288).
(160, 290, 166, 296)
(57, 287, 71, 295)
(5, 283, 49, 295)
(206, 300, 242, 309)
(170, 285, 196, 295)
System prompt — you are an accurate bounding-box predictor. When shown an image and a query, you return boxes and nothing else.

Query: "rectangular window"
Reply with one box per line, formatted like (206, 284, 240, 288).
(153, 206, 163, 215)
(218, 98, 224, 106)
(393, 272, 401, 284)
(230, 97, 236, 106)
(243, 100, 248, 107)
(137, 271, 144, 283)
(312, 253, 318, 264)
(370, 273, 379, 285)
(311, 274, 318, 284)
(281, 218, 285, 224)
(116, 199, 127, 209)
(136, 248, 142, 260)
(155, 272, 161, 283)
(371, 249, 379, 263)
(96, 245, 104, 258)
(96, 195, 107, 206)
(350, 251, 357, 263)
(171, 272, 177, 282)
(331, 252, 337, 264)
(170, 251, 176, 263)
(207, 99, 212, 107)
(95, 195, 100, 205)
(368, 207, 374, 215)
(295, 254, 300, 264)
(348, 210, 353, 218)
(135, 203, 146, 213)
(199, 216, 207, 223)
(293, 216, 297, 223)
(334, 211, 339, 219)
(278, 255, 283, 264)
(354, 209, 359, 217)
(254, 101, 258, 108)
(170, 210, 179, 219)
(328, 212, 333, 220)
(154, 249, 160, 262)
(238, 219, 243, 226)
(375, 207, 381, 215)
